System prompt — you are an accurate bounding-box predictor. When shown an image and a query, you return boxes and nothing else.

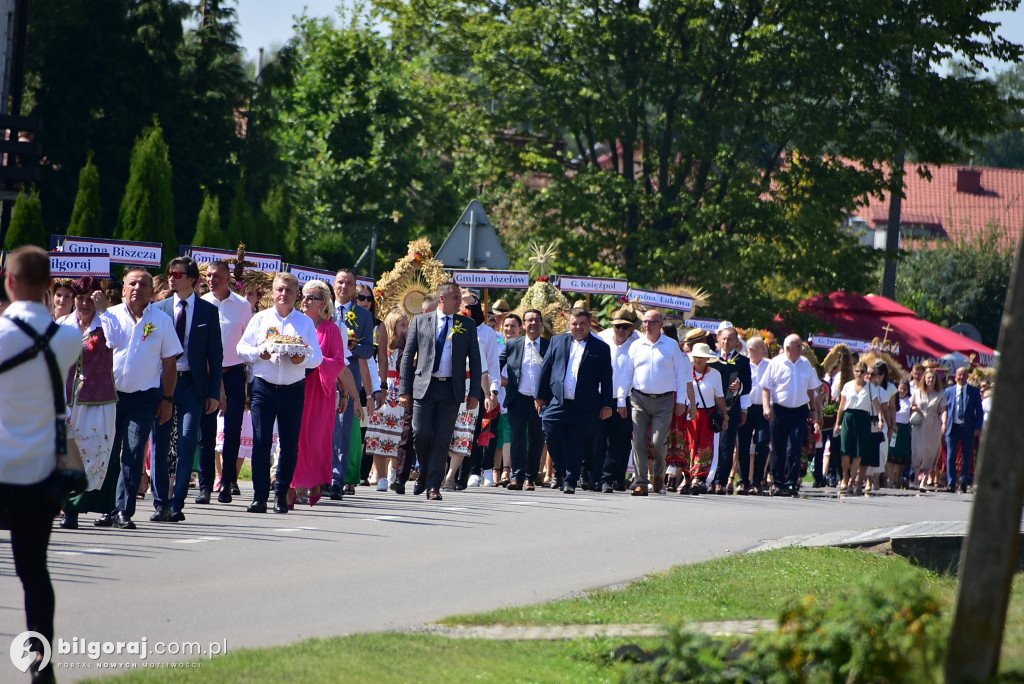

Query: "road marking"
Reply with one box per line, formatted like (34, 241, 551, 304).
(441, 507, 468, 512)
(54, 548, 111, 556)
(274, 527, 318, 532)
(361, 515, 399, 522)
(172, 537, 224, 544)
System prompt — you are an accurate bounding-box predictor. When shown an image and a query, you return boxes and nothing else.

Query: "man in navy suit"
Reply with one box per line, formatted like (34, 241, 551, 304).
(943, 365, 984, 493)
(500, 309, 549, 490)
(153, 256, 223, 521)
(535, 308, 613, 494)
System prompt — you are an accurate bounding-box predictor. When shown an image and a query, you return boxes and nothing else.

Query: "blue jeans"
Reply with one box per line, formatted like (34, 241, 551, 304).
(199, 364, 246, 490)
(153, 374, 203, 512)
(114, 388, 160, 518)
(251, 378, 305, 502)
(946, 423, 975, 487)
(770, 403, 809, 489)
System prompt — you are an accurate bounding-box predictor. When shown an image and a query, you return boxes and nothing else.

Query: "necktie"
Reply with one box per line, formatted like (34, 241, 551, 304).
(958, 385, 965, 422)
(433, 316, 450, 373)
(175, 300, 188, 358)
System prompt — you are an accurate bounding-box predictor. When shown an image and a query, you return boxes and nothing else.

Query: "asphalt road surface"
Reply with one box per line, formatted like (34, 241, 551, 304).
(1, 484, 977, 681)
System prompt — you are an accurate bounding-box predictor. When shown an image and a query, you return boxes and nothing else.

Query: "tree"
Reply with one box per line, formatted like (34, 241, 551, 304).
(191, 192, 226, 247)
(257, 184, 290, 258)
(225, 175, 255, 249)
(66, 154, 102, 237)
(891, 224, 1014, 348)
(972, 63, 1024, 169)
(116, 122, 177, 259)
(382, 0, 1023, 325)
(3, 191, 46, 249)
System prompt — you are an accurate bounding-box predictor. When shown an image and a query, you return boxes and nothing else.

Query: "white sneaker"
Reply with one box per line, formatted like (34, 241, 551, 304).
(483, 473, 495, 487)
(376, 478, 389, 492)
(467, 474, 481, 487)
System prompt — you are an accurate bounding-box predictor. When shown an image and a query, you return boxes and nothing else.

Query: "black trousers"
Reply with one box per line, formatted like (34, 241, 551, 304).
(713, 402, 744, 486)
(600, 398, 634, 487)
(507, 393, 544, 485)
(737, 404, 771, 486)
(0, 479, 57, 669)
(411, 379, 462, 490)
(394, 408, 417, 485)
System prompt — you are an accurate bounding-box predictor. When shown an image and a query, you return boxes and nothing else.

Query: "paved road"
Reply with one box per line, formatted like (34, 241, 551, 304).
(1, 485, 978, 680)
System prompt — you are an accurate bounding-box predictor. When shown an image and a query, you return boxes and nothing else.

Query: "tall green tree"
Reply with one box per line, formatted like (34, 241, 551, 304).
(382, 0, 1023, 325)
(191, 192, 227, 247)
(116, 122, 177, 258)
(3, 191, 46, 249)
(66, 154, 103, 237)
(225, 175, 255, 249)
(257, 184, 290, 258)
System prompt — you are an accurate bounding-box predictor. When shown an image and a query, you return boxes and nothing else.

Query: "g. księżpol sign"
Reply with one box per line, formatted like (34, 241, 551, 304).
(555, 275, 628, 296)
(182, 246, 282, 274)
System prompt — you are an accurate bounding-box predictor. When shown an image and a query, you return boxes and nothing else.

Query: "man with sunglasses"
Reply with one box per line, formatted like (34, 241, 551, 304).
(595, 308, 640, 492)
(151, 256, 223, 522)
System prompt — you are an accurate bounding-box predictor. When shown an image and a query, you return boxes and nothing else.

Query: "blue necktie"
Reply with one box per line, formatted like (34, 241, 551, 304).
(433, 316, 449, 373)
(957, 386, 965, 422)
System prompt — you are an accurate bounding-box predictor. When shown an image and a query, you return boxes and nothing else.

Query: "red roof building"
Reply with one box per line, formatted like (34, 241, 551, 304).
(849, 163, 1024, 250)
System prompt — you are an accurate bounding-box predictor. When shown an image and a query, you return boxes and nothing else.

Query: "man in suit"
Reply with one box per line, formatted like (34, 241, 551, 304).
(500, 308, 549, 490)
(943, 365, 984, 493)
(709, 323, 751, 494)
(330, 268, 380, 499)
(399, 282, 482, 501)
(152, 256, 223, 522)
(535, 308, 614, 494)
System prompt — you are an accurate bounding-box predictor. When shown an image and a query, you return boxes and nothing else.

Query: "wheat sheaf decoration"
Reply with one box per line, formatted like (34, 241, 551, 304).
(374, 238, 450, 318)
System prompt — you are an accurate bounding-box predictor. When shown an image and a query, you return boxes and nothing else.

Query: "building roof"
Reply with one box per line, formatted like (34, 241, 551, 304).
(851, 163, 1024, 248)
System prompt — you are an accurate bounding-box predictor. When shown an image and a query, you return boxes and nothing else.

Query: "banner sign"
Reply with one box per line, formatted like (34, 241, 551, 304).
(808, 335, 872, 353)
(55, 236, 162, 268)
(450, 269, 530, 289)
(181, 246, 282, 273)
(686, 318, 723, 332)
(49, 251, 110, 278)
(286, 264, 374, 291)
(357, 276, 374, 290)
(627, 287, 693, 312)
(555, 275, 628, 295)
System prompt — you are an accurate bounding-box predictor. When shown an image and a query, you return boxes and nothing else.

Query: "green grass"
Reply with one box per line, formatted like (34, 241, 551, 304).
(237, 462, 251, 481)
(442, 546, 955, 626)
(79, 547, 1024, 682)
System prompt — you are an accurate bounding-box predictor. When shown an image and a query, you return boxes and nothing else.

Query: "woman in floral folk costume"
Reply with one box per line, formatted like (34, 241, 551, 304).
(363, 310, 410, 478)
(59, 277, 118, 529)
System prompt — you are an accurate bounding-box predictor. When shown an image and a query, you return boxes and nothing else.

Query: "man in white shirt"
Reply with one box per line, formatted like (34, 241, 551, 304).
(622, 309, 695, 495)
(98, 268, 182, 528)
(736, 336, 771, 495)
(200, 260, 253, 504)
(595, 308, 639, 492)
(500, 308, 549, 490)
(237, 273, 324, 513)
(761, 334, 822, 496)
(0, 246, 82, 683)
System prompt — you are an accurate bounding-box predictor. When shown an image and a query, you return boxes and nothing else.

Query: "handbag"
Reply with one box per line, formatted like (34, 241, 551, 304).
(696, 378, 724, 433)
(909, 411, 924, 426)
(0, 318, 87, 503)
(868, 384, 885, 445)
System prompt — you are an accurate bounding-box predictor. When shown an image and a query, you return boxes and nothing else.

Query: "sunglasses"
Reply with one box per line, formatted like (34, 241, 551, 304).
(302, 294, 324, 302)
(356, 294, 373, 302)
(614, 324, 633, 330)
(167, 271, 186, 280)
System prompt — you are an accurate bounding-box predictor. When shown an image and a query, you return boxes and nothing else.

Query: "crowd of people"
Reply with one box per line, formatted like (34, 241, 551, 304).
(0, 245, 997, 682)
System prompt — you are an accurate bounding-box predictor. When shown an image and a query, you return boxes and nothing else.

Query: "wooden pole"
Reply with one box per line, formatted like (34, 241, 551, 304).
(484, 288, 490, 317)
(945, 232, 1024, 682)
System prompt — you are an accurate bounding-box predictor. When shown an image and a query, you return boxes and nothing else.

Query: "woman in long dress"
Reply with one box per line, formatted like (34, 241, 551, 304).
(363, 310, 409, 489)
(681, 343, 728, 496)
(910, 368, 947, 489)
(59, 277, 117, 529)
(291, 280, 352, 507)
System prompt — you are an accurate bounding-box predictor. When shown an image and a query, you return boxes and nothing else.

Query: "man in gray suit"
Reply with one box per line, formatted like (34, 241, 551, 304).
(399, 282, 482, 501)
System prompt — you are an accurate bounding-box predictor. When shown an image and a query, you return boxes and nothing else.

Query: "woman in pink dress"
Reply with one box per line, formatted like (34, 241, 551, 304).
(291, 280, 348, 507)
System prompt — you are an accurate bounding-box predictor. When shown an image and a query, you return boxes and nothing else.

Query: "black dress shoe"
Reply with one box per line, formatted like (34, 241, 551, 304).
(150, 508, 170, 522)
(274, 497, 288, 514)
(217, 487, 232, 504)
(427, 488, 443, 501)
(329, 484, 344, 501)
(231, 483, 241, 496)
(60, 513, 79, 529)
(247, 500, 268, 513)
(601, 483, 614, 493)
(94, 512, 114, 527)
(168, 510, 186, 522)
(550, 478, 563, 490)
(413, 481, 426, 496)
(390, 480, 406, 494)
(195, 489, 211, 505)
(506, 481, 523, 491)
(114, 512, 136, 529)
(562, 484, 576, 494)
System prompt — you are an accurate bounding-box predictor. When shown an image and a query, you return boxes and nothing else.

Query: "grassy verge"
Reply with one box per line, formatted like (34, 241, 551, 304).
(82, 547, 1024, 683)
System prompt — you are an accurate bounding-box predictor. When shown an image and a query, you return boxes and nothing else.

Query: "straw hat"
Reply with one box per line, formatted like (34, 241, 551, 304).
(683, 328, 709, 344)
(688, 342, 720, 361)
(610, 308, 638, 326)
(490, 298, 511, 314)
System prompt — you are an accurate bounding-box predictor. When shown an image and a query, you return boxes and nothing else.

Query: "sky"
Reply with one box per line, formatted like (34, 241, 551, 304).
(235, 1, 1024, 73)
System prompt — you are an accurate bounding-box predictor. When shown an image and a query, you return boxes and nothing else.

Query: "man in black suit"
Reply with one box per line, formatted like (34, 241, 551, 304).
(399, 282, 482, 501)
(709, 323, 752, 494)
(152, 256, 223, 522)
(535, 308, 614, 494)
(943, 365, 984, 493)
(500, 308, 549, 490)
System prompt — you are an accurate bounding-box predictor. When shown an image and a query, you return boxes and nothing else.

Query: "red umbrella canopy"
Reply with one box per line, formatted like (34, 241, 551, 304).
(798, 292, 996, 369)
